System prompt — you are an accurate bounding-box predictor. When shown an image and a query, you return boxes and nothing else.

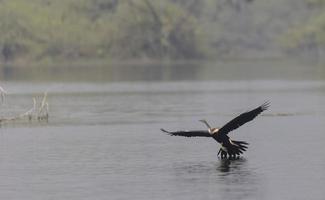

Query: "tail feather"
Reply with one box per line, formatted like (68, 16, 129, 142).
(228, 140, 249, 155)
(234, 141, 249, 145)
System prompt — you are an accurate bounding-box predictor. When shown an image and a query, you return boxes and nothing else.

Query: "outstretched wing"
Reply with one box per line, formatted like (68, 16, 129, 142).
(161, 128, 211, 137)
(217, 102, 270, 136)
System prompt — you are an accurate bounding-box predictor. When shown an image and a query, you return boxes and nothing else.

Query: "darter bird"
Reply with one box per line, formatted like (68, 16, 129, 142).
(161, 102, 270, 159)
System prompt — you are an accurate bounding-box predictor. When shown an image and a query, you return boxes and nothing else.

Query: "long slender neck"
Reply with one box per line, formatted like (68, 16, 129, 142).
(202, 120, 211, 129)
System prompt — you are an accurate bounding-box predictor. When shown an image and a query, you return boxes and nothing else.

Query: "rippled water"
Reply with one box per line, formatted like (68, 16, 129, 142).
(0, 62, 325, 200)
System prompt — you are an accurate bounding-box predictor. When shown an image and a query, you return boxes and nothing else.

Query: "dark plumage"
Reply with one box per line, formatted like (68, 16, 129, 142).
(161, 102, 270, 159)
(160, 129, 211, 137)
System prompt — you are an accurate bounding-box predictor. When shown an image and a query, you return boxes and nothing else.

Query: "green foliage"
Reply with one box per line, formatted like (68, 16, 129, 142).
(0, 0, 208, 63)
(305, 0, 325, 5)
(106, 0, 205, 59)
(1, 0, 320, 63)
(281, 0, 325, 50)
(0, 0, 101, 62)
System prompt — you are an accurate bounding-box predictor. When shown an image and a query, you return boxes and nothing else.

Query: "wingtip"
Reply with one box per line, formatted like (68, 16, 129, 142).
(261, 101, 270, 110)
(160, 128, 170, 133)
(161, 128, 175, 136)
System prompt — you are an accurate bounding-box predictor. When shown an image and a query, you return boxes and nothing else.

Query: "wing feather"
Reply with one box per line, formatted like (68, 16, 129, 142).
(161, 128, 211, 137)
(217, 102, 270, 136)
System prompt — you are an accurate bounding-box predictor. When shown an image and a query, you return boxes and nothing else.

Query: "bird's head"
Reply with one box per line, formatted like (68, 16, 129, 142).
(199, 119, 210, 128)
(199, 119, 219, 134)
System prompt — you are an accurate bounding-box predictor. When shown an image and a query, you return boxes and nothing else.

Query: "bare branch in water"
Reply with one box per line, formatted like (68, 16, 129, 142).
(38, 92, 49, 121)
(0, 86, 7, 104)
(0, 92, 49, 124)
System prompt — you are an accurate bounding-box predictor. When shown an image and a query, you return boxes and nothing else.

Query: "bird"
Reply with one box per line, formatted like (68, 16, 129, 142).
(161, 102, 270, 159)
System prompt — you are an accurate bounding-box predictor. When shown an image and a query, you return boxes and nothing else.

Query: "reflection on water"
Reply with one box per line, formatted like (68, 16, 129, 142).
(216, 158, 246, 173)
(216, 158, 262, 200)
(172, 158, 262, 200)
(0, 59, 324, 82)
(174, 158, 249, 176)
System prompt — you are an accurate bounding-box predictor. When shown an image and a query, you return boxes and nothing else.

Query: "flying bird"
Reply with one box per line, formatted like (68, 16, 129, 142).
(161, 102, 270, 159)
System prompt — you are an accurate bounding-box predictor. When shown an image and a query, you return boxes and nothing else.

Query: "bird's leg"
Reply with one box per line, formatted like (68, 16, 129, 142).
(219, 144, 227, 159)
(228, 153, 239, 160)
(221, 150, 227, 159)
(217, 148, 221, 156)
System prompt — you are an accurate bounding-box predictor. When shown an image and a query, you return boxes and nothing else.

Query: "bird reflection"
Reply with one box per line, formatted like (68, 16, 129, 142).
(215, 158, 261, 199)
(216, 157, 247, 174)
(173, 158, 260, 200)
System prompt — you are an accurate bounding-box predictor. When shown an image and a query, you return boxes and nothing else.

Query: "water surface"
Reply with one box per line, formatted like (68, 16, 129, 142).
(0, 61, 324, 200)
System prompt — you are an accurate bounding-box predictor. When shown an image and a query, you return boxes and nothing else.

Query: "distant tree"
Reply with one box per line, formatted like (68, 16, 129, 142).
(281, 0, 325, 56)
(106, 0, 205, 59)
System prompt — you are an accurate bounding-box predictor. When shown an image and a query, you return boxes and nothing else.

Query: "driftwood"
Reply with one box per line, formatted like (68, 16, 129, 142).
(0, 92, 49, 124)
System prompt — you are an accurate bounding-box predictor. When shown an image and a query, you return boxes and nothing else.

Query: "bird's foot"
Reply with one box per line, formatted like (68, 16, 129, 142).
(220, 150, 228, 159)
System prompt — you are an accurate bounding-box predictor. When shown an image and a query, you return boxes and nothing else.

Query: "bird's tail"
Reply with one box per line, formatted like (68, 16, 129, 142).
(228, 140, 249, 155)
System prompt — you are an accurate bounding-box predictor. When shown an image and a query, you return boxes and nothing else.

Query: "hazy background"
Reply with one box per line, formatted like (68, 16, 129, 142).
(0, 0, 325, 66)
(0, 1, 325, 200)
